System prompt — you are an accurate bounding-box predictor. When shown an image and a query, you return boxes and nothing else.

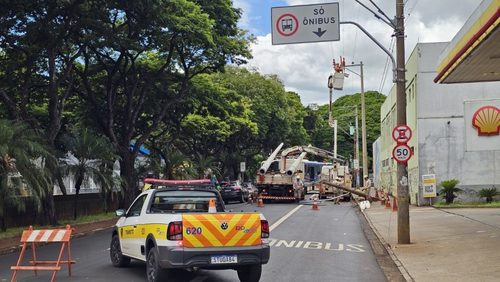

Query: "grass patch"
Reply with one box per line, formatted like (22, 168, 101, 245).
(0, 212, 117, 240)
(433, 201, 500, 208)
(58, 212, 117, 226)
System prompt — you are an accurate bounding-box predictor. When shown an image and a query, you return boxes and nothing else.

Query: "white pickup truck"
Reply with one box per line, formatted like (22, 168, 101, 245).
(110, 179, 270, 282)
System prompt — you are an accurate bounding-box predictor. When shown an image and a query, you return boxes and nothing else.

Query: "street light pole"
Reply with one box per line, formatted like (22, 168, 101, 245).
(345, 62, 367, 180)
(355, 107, 360, 187)
(360, 62, 368, 180)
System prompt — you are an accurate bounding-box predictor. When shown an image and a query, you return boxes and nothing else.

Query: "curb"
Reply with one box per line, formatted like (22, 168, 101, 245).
(361, 208, 414, 282)
(0, 219, 116, 256)
(354, 198, 412, 282)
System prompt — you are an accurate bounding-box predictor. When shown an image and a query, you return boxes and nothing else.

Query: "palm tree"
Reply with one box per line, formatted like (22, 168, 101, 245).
(479, 188, 498, 203)
(60, 127, 118, 219)
(193, 152, 221, 179)
(160, 146, 195, 179)
(439, 179, 461, 204)
(0, 119, 53, 231)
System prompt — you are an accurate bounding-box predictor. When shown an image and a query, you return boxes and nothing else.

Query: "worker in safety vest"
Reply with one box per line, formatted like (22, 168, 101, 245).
(364, 175, 372, 189)
(363, 175, 374, 198)
(293, 175, 304, 202)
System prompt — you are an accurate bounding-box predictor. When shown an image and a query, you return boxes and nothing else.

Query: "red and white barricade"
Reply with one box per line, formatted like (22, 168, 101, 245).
(11, 225, 75, 282)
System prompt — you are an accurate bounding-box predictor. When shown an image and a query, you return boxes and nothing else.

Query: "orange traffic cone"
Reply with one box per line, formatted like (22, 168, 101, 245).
(208, 198, 217, 213)
(257, 196, 264, 207)
(392, 196, 398, 212)
(312, 198, 319, 210)
(385, 196, 391, 209)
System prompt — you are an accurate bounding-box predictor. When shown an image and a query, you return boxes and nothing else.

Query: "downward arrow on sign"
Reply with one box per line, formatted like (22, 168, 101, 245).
(312, 28, 327, 37)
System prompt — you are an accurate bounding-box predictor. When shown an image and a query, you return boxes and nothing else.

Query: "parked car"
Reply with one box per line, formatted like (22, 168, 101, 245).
(242, 182, 259, 199)
(220, 180, 248, 203)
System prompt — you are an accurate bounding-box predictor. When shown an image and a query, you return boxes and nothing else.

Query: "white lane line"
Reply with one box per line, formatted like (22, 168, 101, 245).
(270, 205, 303, 232)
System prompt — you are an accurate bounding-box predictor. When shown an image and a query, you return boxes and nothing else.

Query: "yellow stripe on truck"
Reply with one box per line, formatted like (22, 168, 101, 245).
(182, 213, 262, 248)
(120, 224, 167, 240)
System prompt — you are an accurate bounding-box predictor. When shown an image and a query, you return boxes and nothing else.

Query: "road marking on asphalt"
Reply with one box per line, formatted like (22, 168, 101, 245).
(269, 205, 303, 232)
(268, 238, 365, 252)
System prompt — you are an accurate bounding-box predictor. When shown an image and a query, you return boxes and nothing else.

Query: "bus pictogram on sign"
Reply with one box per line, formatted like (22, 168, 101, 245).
(276, 13, 299, 36)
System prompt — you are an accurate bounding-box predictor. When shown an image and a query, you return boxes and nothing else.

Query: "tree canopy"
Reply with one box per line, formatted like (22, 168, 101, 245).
(0, 0, 387, 217)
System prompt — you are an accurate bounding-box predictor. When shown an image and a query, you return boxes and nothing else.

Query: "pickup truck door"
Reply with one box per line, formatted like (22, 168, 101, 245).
(121, 194, 148, 259)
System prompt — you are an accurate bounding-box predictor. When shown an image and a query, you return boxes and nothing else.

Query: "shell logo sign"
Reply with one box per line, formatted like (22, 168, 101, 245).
(472, 106, 500, 136)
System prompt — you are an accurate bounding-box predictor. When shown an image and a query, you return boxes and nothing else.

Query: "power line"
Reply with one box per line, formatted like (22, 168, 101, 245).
(405, 0, 420, 24)
(378, 37, 395, 93)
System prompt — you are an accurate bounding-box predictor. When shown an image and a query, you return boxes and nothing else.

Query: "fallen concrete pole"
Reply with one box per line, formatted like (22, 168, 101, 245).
(320, 181, 380, 201)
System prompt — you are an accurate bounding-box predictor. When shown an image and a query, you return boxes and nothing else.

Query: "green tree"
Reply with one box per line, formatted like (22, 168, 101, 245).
(210, 67, 298, 177)
(180, 72, 258, 179)
(0, 119, 52, 231)
(0, 0, 93, 223)
(307, 91, 385, 171)
(478, 188, 498, 203)
(60, 127, 118, 219)
(439, 179, 461, 204)
(284, 91, 309, 146)
(73, 0, 251, 205)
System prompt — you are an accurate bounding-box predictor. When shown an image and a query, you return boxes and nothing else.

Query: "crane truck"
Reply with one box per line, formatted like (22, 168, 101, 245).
(256, 144, 346, 201)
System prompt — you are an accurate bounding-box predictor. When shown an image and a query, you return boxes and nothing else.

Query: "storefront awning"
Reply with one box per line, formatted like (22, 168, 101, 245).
(435, 0, 500, 84)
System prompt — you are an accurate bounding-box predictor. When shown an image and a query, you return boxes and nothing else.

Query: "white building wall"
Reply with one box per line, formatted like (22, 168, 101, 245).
(416, 44, 500, 204)
(379, 42, 500, 205)
(372, 137, 381, 188)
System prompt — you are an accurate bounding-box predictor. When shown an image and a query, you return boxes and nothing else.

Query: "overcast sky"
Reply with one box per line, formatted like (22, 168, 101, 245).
(233, 0, 481, 105)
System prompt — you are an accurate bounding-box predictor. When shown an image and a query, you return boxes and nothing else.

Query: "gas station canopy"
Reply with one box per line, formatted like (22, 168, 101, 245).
(435, 0, 500, 84)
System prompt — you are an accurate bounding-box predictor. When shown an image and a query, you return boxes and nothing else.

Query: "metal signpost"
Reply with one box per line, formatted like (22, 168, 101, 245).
(271, 3, 340, 45)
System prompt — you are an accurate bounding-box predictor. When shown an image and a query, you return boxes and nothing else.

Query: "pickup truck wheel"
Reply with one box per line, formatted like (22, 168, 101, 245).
(146, 247, 168, 282)
(237, 264, 262, 282)
(110, 234, 130, 267)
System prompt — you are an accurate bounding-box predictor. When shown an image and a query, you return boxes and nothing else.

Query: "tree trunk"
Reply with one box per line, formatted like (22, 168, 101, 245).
(56, 172, 68, 195)
(445, 192, 454, 204)
(119, 152, 137, 208)
(41, 158, 59, 225)
(74, 173, 83, 220)
(0, 176, 6, 231)
(0, 196, 5, 232)
(43, 193, 58, 226)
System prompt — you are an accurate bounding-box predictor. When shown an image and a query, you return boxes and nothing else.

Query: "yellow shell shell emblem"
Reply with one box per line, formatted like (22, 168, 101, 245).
(472, 106, 500, 136)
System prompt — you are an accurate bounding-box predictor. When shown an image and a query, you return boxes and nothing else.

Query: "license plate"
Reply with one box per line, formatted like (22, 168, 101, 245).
(224, 189, 232, 192)
(210, 255, 237, 264)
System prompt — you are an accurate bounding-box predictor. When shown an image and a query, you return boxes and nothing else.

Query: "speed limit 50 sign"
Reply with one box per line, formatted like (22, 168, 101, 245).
(392, 144, 412, 163)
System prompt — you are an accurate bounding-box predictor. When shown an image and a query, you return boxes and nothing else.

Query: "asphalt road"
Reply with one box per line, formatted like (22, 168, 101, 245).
(0, 200, 387, 282)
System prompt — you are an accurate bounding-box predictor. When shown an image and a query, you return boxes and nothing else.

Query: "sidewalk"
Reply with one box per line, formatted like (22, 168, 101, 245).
(363, 203, 500, 282)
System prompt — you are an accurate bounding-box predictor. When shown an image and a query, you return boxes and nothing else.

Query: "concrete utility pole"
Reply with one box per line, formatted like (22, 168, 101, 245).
(345, 0, 409, 244)
(395, 0, 410, 244)
(355, 107, 360, 187)
(359, 62, 368, 180)
(345, 62, 367, 183)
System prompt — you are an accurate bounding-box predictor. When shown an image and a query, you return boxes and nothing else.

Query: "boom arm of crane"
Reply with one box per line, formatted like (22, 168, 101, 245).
(281, 145, 344, 163)
(259, 142, 284, 174)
